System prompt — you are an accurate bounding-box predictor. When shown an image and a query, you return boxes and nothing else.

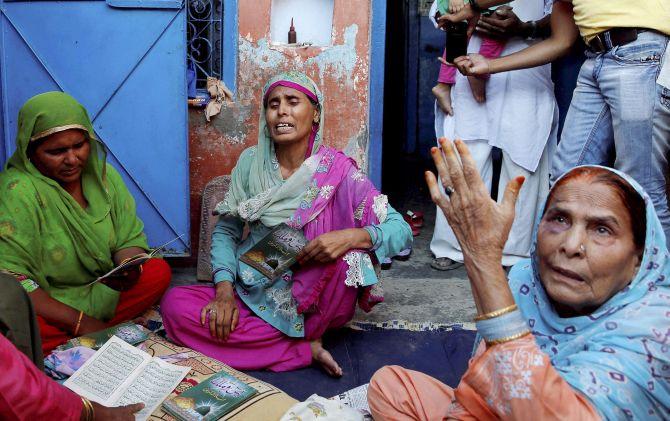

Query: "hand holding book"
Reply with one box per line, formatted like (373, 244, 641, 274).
(100, 253, 151, 291)
(88, 234, 185, 290)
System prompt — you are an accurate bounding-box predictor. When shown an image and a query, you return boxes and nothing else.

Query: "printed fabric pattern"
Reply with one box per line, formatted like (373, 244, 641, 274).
(509, 165, 670, 419)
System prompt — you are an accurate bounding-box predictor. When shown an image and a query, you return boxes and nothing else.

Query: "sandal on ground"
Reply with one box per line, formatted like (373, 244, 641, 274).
(430, 257, 463, 271)
(403, 210, 424, 229)
(393, 248, 412, 261)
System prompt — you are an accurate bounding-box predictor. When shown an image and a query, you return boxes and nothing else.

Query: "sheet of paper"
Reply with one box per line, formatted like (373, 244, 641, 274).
(331, 383, 371, 413)
(114, 358, 190, 421)
(64, 335, 150, 405)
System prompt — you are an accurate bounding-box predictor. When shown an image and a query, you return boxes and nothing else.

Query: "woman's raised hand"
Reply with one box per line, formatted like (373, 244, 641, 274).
(201, 281, 239, 341)
(425, 138, 524, 264)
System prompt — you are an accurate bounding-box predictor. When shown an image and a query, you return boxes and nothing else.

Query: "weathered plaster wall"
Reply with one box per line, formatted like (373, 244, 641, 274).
(186, 0, 372, 259)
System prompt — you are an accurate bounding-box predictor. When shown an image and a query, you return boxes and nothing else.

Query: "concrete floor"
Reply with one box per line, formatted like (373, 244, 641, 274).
(171, 193, 477, 327)
(362, 189, 476, 325)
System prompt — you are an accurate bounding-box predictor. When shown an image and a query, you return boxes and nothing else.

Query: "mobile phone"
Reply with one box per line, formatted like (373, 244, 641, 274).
(445, 22, 468, 63)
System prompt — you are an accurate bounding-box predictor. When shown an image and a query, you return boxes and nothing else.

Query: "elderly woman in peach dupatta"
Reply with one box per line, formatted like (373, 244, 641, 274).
(368, 138, 669, 420)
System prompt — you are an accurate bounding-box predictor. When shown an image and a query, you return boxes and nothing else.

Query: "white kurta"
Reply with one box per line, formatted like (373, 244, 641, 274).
(430, 0, 558, 266)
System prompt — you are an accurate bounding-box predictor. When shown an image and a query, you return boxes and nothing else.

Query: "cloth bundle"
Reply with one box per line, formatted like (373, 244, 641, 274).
(205, 77, 234, 121)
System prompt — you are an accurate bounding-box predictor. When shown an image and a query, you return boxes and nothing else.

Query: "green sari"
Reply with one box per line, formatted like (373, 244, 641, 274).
(0, 92, 148, 320)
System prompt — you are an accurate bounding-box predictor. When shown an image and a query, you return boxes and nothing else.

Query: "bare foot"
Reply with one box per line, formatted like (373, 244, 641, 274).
(467, 76, 486, 103)
(432, 83, 454, 116)
(311, 339, 342, 377)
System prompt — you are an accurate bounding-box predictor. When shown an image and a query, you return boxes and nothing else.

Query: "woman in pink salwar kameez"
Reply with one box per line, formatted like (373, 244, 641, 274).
(160, 72, 412, 376)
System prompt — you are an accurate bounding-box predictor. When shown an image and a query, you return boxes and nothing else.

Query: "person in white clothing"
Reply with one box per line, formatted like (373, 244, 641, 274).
(429, 0, 558, 270)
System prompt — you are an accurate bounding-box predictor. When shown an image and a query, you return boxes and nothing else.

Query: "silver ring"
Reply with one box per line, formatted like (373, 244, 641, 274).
(209, 308, 217, 314)
(444, 186, 455, 197)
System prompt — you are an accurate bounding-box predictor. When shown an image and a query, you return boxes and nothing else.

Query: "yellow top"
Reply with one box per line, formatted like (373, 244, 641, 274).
(568, 0, 670, 41)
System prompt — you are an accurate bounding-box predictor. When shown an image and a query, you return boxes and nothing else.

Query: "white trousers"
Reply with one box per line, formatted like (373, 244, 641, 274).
(429, 139, 551, 267)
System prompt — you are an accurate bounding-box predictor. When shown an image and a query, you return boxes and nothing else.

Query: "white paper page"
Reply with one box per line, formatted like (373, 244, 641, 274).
(64, 336, 150, 405)
(114, 358, 190, 421)
(332, 383, 370, 413)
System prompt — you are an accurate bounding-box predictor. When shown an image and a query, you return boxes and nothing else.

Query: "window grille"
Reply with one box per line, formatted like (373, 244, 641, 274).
(187, 0, 223, 89)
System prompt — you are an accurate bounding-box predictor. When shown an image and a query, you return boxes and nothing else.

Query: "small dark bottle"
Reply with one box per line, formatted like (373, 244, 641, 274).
(288, 17, 297, 44)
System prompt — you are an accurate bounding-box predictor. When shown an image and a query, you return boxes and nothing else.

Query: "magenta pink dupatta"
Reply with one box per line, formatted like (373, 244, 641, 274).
(287, 146, 384, 329)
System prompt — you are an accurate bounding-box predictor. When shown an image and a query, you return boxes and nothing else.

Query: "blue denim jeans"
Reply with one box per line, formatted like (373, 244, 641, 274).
(552, 31, 670, 242)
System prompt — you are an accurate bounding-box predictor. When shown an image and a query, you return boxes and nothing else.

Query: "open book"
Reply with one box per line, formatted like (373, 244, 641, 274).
(64, 336, 190, 421)
(94, 254, 152, 284)
(88, 234, 185, 286)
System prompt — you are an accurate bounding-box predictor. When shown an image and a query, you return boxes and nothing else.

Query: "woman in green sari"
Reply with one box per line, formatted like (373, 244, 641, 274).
(0, 92, 171, 355)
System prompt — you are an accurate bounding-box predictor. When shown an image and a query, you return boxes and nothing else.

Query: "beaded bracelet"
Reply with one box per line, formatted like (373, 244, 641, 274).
(474, 304, 517, 321)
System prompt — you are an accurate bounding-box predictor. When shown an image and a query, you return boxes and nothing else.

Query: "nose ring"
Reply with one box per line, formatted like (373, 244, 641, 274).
(579, 244, 586, 253)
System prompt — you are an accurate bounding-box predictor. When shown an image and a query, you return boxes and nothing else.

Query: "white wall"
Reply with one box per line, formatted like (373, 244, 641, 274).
(270, 0, 335, 46)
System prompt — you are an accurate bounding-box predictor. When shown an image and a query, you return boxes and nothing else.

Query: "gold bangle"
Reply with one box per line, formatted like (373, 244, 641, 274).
(80, 397, 94, 421)
(73, 310, 84, 336)
(485, 330, 531, 346)
(474, 304, 517, 321)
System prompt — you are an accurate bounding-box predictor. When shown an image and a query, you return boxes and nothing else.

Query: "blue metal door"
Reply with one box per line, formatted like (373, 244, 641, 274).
(0, 0, 190, 255)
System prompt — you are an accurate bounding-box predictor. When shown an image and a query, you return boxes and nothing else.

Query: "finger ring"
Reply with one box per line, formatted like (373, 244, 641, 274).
(444, 186, 455, 197)
(209, 308, 217, 314)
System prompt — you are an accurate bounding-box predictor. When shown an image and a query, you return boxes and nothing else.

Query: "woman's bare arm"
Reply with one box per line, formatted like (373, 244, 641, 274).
(488, 2, 578, 73)
(29, 289, 107, 334)
(455, 2, 579, 76)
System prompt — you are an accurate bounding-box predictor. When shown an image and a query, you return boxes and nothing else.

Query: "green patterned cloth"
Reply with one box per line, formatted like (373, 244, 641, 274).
(0, 92, 148, 320)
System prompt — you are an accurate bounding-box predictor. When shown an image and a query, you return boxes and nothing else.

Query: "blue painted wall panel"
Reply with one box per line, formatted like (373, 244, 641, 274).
(0, 1, 190, 254)
(368, 0, 386, 189)
(222, 0, 238, 96)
